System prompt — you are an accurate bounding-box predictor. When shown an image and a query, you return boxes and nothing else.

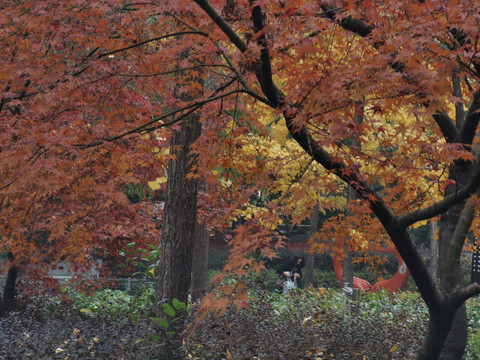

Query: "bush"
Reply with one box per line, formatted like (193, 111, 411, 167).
(0, 293, 162, 359)
(312, 269, 339, 289)
(47, 286, 155, 323)
(185, 288, 427, 359)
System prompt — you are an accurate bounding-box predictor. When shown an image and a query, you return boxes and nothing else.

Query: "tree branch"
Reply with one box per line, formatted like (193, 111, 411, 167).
(397, 157, 480, 228)
(97, 31, 208, 59)
(249, 1, 281, 107)
(192, 0, 247, 52)
(452, 70, 465, 130)
(321, 5, 373, 38)
(443, 188, 480, 289)
(451, 283, 480, 308)
(460, 89, 480, 145)
(432, 110, 459, 143)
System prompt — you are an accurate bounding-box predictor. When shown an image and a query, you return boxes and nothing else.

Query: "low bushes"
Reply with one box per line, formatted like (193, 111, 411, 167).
(3, 285, 480, 359)
(185, 289, 426, 359)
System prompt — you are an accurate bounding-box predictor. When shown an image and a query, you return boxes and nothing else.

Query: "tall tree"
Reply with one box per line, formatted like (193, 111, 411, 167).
(190, 1, 480, 359)
(2, 1, 480, 359)
(155, 40, 204, 307)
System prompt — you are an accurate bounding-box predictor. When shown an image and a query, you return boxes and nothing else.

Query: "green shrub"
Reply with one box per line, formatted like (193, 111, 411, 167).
(185, 288, 427, 359)
(48, 286, 156, 323)
(312, 269, 339, 289)
(466, 296, 480, 359)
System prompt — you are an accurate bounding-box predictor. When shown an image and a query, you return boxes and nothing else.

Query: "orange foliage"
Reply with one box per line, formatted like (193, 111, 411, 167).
(2, 1, 480, 327)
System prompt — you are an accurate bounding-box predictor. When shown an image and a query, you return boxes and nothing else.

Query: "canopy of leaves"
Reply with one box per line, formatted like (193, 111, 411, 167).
(1, 0, 480, 312)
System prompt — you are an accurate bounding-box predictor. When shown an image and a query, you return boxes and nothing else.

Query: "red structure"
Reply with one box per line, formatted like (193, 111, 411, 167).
(333, 238, 410, 293)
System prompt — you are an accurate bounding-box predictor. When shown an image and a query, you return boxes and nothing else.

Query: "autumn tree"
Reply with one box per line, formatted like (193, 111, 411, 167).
(2, 1, 480, 359)
(187, 1, 480, 359)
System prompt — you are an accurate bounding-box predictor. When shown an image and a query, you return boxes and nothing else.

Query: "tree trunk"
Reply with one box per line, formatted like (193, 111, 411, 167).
(440, 305, 468, 360)
(342, 104, 363, 297)
(1, 252, 18, 316)
(429, 220, 438, 283)
(191, 224, 209, 302)
(155, 114, 201, 306)
(418, 311, 456, 360)
(436, 164, 471, 360)
(304, 205, 319, 288)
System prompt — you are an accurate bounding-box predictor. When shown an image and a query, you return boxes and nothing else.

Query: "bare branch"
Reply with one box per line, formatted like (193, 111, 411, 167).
(97, 31, 208, 59)
(75, 87, 269, 148)
(432, 110, 459, 143)
(460, 89, 480, 145)
(398, 158, 480, 228)
(192, 0, 247, 53)
(249, 1, 281, 107)
(451, 283, 480, 308)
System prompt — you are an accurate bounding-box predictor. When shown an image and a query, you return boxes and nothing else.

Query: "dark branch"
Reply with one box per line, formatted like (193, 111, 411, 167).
(97, 31, 208, 59)
(460, 89, 480, 145)
(321, 5, 373, 38)
(432, 110, 459, 143)
(398, 156, 480, 228)
(192, 0, 247, 53)
(249, 1, 281, 107)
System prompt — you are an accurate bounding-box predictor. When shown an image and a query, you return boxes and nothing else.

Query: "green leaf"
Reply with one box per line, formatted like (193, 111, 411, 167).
(147, 333, 163, 341)
(151, 317, 170, 328)
(163, 303, 176, 317)
(136, 262, 147, 269)
(172, 298, 186, 310)
(127, 242, 136, 248)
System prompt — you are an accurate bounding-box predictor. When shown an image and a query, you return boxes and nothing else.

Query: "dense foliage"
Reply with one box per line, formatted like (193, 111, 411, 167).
(6, 285, 480, 359)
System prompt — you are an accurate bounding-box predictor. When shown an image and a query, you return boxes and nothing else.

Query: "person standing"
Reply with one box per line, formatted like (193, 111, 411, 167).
(277, 255, 304, 293)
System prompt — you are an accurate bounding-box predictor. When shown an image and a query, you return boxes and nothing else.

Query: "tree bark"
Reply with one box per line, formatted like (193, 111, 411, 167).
(191, 224, 209, 302)
(155, 113, 201, 307)
(342, 105, 362, 296)
(1, 252, 17, 316)
(437, 164, 472, 360)
(429, 220, 438, 283)
(418, 310, 456, 360)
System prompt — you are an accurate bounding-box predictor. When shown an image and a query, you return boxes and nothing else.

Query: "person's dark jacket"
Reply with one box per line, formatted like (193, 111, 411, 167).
(277, 258, 303, 288)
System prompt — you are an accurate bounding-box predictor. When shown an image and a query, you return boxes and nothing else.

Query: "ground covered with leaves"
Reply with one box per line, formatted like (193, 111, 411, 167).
(2, 285, 480, 359)
(0, 296, 161, 359)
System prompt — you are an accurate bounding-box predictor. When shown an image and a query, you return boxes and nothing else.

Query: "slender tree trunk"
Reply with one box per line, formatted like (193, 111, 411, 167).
(342, 186, 355, 296)
(429, 220, 438, 283)
(342, 105, 363, 296)
(304, 205, 319, 288)
(155, 44, 204, 309)
(191, 224, 209, 302)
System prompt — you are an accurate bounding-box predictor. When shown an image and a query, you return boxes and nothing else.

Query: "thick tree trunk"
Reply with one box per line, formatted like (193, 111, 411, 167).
(304, 205, 319, 288)
(418, 311, 456, 360)
(436, 164, 471, 360)
(191, 224, 209, 302)
(1, 253, 17, 316)
(155, 114, 201, 307)
(440, 305, 468, 360)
